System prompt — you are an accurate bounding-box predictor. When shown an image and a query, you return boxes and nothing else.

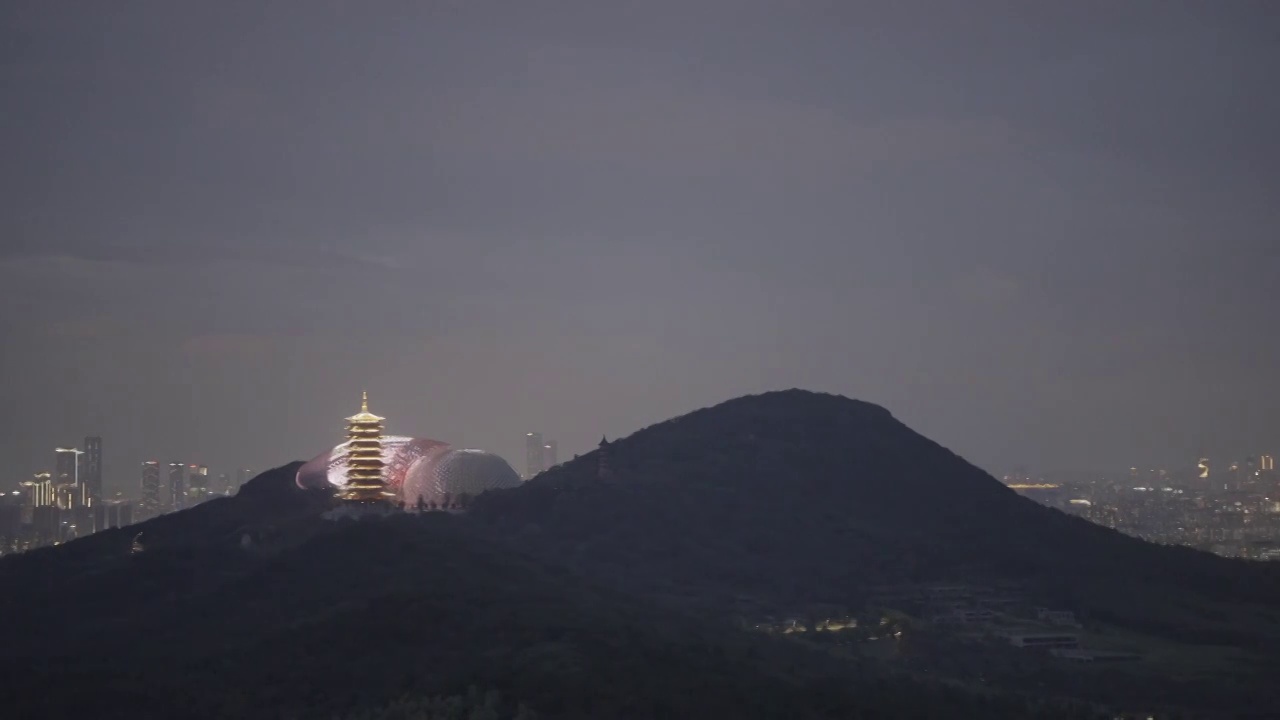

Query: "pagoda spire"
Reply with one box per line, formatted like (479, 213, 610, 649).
(340, 391, 391, 504)
(597, 436, 613, 480)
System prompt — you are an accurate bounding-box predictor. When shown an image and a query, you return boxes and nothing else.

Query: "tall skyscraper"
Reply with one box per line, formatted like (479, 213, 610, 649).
(235, 468, 252, 494)
(54, 447, 85, 507)
(524, 432, 544, 480)
(140, 462, 161, 518)
(341, 392, 390, 504)
(1197, 457, 1210, 480)
(54, 447, 81, 487)
(188, 465, 210, 504)
(83, 436, 103, 507)
(168, 463, 186, 511)
(543, 440, 558, 470)
(1261, 455, 1276, 472)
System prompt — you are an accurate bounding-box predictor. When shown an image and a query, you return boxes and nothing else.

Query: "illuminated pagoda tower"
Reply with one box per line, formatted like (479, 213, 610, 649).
(340, 391, 391, 504)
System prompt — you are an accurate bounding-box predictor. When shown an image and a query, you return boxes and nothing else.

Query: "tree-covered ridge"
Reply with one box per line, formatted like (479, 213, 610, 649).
(0, 468, 1099, 719)
(4, 390, 1280, 717)
(340, 688, 536, 720)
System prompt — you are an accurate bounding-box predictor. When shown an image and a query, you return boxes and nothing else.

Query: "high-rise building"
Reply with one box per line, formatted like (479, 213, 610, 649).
(543, 440, 558, 470)
(0, 500, 22, 549)
(1197, 458, 1210, 480)
(341, 392, 390, 504)
(30, 505, 61, 546)
(99, 499, 133, 530)
(524, 432, 544, 480)
(21, 472, 54, 508)
(83, 436, 103, 507)
(54, 447, 86, 507)
(167, 463, 186, 511)
(235, 468, 252, 494)
(54, 448, 79, 486)
(215, 472, 231, 496)
(140, 462, 161, 518)
(55, 483, 78, 511)
(1261, 455, 1275, 472)
(188, 465, 210, 504)
(1227, 461, 1245, 491)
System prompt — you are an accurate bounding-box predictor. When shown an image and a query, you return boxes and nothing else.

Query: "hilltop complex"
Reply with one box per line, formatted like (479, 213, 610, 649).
(296, 393, 520, 509)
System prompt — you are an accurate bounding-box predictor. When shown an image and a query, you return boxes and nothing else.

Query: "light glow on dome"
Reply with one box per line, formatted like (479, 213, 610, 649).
(296, 438, 519, 508)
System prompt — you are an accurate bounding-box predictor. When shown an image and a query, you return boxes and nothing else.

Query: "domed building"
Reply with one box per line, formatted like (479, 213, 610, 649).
(296, 394, 519, 509)
(403, 448, 521, 510)
(296, 435, 452, 497)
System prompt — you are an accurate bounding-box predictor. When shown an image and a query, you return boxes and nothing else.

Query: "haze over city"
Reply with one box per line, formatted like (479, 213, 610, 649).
(11, 4, 1280, 719)
(3, 1, 1278, 493)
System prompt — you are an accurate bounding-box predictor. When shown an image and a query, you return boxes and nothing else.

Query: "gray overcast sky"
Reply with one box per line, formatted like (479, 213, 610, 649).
(2, 1, 1278, 493)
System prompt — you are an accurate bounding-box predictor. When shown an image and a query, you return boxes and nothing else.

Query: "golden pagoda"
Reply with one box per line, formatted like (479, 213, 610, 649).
(339, 391, 391, 503)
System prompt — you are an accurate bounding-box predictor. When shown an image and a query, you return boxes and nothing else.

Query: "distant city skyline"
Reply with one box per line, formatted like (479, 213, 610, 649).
(11, 415, 1279, 501)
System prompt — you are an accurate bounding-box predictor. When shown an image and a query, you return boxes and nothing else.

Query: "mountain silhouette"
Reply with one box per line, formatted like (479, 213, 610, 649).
(0, 464, 1094, 719)
(475, 390, 1280, 619)
(4, 389, 1279, 717)
(470, 390, 1280, 714)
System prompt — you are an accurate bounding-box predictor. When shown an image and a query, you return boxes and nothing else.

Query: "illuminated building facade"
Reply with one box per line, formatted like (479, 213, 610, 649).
(543, 440, 558, 471)
(22, 472, 54, 508)
(54, 447, 86, 507)
(403, 449, 521, 509)
(525, 432, 544, 480)
(298, 395, 523, 509)
(298, 436, 447, 495)
(83, 436, 103, 507)
(55, 484, 78, 511)
(340, 392, 390, 504)
(188, 465, 210, 504)
(1261, 455, 1275, 472)
(168, 463, 186, 511)
(140, 462, 161, 518)
(54, 447, 79, 487)
(1227, 461, 1244, 491)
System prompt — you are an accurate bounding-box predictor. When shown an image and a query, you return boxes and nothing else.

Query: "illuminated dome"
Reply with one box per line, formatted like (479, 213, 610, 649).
(296, 436, 451, 495)
(404, 449, 521, 509)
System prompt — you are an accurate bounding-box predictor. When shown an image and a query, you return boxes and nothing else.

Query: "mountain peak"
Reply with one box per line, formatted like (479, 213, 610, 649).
(520, 388, 968, 505)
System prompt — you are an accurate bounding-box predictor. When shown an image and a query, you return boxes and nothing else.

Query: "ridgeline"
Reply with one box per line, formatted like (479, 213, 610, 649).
(5, 390, 1280, 717)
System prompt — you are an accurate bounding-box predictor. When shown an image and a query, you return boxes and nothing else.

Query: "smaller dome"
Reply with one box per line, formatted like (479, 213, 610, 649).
(404, 449, 520, 509)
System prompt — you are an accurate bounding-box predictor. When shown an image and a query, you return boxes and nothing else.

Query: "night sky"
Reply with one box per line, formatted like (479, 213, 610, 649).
(3, 1, 1278, 494)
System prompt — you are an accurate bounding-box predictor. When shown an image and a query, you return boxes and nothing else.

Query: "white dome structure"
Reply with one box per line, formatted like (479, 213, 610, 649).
(403, 449, 521, 509)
